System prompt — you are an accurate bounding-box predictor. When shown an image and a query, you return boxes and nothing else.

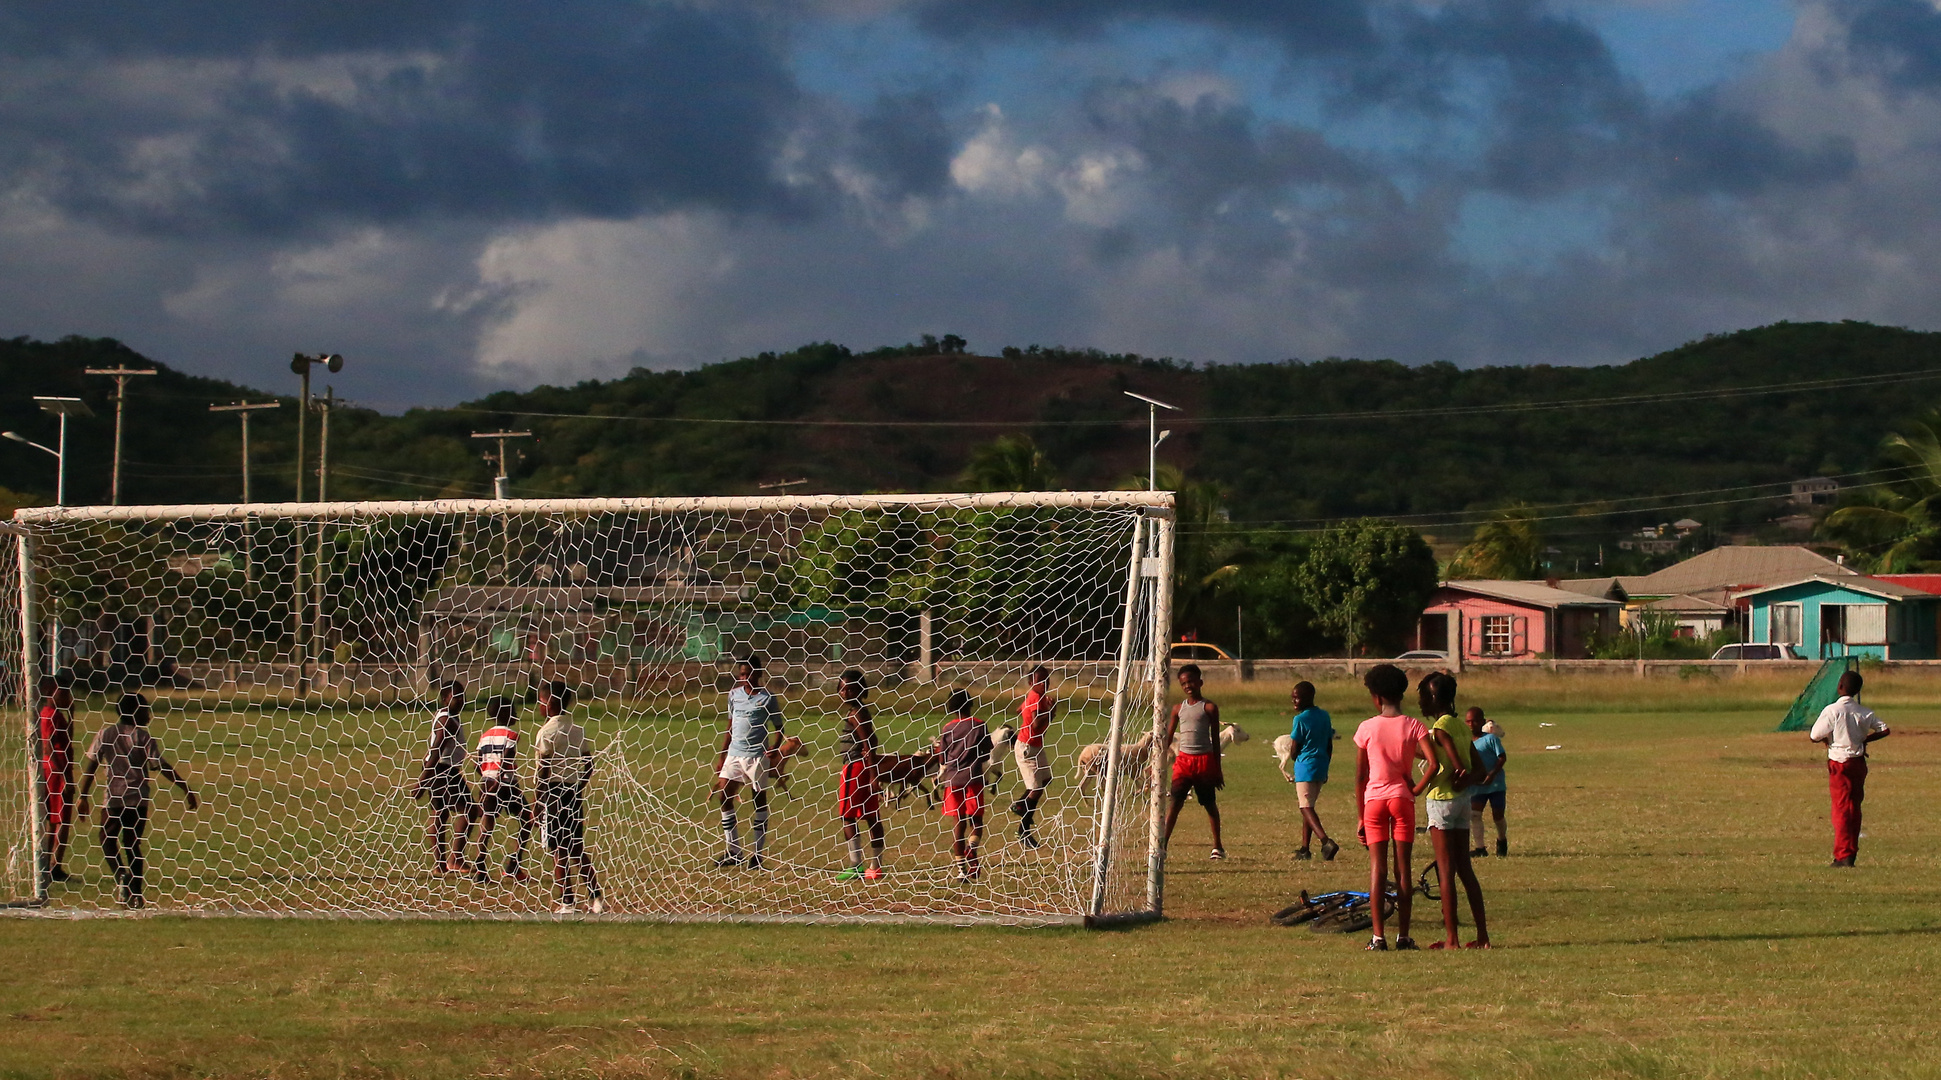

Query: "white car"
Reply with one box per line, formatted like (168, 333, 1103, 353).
(1710, 643, 1802, 660)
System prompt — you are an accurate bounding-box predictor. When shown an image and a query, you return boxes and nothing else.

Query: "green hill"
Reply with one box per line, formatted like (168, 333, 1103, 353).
(3, 322, 1935, 564)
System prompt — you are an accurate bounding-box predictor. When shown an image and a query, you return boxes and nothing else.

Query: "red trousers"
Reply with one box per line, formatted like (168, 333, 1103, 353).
(1828, 758, 1868, 863)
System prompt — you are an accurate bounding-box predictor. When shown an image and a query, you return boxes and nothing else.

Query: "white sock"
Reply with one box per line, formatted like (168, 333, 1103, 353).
(721, 810, 740, 859)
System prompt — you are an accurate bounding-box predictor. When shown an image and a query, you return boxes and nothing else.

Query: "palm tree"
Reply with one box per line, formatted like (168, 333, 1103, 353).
(1446, 505, 1544, 579)
(960, 435, 1056, 491)
(1821, 412, 1941, 571)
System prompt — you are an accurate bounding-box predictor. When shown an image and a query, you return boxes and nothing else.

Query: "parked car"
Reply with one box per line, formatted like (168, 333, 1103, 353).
(1710, 643, 1803, 660)
(1393, 650, 1449, 662)
(1169, 642, 1234, 661)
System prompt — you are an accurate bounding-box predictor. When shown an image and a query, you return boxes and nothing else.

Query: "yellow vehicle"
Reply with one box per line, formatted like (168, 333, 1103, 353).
(1168, 641, 1234, 661)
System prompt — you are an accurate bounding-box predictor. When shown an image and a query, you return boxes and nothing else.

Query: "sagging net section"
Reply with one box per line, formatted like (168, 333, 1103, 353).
(2, 495, 1168, 922)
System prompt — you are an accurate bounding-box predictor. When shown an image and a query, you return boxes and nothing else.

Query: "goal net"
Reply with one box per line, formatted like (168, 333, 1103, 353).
(2, 493, 1172, 923)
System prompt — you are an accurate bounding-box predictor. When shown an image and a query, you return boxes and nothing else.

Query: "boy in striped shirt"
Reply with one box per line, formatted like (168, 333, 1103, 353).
(472, 695, 533, 884)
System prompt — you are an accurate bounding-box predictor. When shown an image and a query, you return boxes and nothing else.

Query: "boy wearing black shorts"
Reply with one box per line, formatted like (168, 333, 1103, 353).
(535, 681, 602, 913)
(414, 681, 477, 874)
(473, 695, 534, 884)
(76, 692, 199, 908)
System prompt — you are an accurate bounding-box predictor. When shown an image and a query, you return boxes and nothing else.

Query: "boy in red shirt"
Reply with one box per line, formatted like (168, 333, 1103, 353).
(1353, 663, 1439, 951)
(935, 688, 992, 882)
(36, 674, 76, 883)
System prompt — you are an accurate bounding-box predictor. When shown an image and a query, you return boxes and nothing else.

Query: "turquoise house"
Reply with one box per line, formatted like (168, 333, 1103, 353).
(1736, 575, 1941, 660)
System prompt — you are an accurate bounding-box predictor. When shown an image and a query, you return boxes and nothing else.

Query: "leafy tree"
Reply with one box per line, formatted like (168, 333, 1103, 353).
(1293, 519, 1439, 656)
(1447, 505, 1544, 579)
(1820, 411, 1941, 571)
(960, 434, 1056, 491)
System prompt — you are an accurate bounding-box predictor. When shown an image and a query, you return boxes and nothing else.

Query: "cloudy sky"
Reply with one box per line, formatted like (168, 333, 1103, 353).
(2, 0, 1938, 407)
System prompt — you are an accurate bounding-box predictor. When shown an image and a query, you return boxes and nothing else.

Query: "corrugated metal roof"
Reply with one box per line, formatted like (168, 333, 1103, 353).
(1550, 577, 1628, 600)
(1627, 546, 1852, 596)
(1643, 592, 1731, 613)
(1439, 580, 1623, 609)
(1873, 574, 1941, 596)
(1733, 575, 1936, 602)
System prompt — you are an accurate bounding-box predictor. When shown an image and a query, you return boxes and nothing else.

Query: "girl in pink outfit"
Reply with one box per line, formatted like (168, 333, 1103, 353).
(1353, 663, 1439, 951)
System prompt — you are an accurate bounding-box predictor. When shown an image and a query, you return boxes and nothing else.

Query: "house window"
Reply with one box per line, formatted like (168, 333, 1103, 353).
(1771, 604, 1803, 646)
(1481, 615, 1513, 655)
(1825, 604, 1887, 646)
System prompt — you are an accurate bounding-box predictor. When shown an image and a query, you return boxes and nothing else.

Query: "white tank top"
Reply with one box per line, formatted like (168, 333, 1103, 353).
(1176, 699, 1215, 755)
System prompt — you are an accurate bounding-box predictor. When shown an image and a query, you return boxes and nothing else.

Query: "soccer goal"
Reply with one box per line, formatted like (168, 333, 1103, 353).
(2, 492, 1174, 924)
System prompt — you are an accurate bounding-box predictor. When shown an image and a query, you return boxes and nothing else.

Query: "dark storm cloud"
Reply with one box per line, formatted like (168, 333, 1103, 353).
(911, 0, 1377, 55)
(0, 1, 465, 58)
(0, 2, 808, 234)
(1841, 0, 1941, 91)
(853, 92, 955, 198)
(1651, 95, 1855, 195)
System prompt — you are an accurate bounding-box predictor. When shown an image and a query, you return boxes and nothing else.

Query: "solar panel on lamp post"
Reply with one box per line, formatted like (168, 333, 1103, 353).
(1122, 390, 1180, 491)
(5, 396, 94, 506)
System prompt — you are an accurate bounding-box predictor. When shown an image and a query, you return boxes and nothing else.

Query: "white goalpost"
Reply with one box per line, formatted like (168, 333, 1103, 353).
(2, 492, 1173, 923)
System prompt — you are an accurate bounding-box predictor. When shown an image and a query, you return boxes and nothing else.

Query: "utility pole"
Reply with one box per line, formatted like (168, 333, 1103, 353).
(83, 366, 155, 505)
(209, 401, 280, 502)
(315, 387, 336, 502)
(470, 430, 532, 499)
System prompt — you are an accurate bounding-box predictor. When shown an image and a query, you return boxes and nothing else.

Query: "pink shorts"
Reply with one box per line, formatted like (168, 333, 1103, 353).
(1360, 796, 1415, 845)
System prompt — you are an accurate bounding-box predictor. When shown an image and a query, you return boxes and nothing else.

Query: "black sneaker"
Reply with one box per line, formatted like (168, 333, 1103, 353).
(713, 853, 742, 869)
(1321, 838, 1340, 862)
(1365, 936, 1388, 951)
(1294, 848, 1312, 861)
(1394, 937, 1420, 951)
(1020, 833, 1041, 850)
(746, 854, 768, 871)
(1470, 847, 1489, 858)
(48, 866, 70, 883)
(1496, 839, 1507, 857)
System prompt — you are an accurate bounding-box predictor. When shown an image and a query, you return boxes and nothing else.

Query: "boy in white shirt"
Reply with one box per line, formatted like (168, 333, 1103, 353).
(1808, 670, 1888, 868)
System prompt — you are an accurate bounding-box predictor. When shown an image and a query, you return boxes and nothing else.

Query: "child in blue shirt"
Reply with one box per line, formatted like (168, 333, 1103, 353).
(1466, 707, 1508, 857)
(1288, 681, 1338, 861)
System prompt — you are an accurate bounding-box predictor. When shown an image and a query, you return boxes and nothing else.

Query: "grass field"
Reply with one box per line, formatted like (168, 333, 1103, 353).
(7, 669, 1941, 1079)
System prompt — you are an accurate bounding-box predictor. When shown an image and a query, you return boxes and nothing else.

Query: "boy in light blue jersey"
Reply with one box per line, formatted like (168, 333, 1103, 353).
(713, 655, 784, 869)
(1466, 707, 1508, 858)
(1288, 681, 1339, 861)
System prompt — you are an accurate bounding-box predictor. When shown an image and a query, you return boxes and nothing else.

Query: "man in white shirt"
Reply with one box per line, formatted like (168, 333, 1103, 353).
(1808, 671, 1889, 867)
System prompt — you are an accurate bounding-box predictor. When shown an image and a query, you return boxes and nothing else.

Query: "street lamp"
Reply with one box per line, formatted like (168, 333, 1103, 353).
(289, 353, 343, 502)
(1123, 390, 1180, 491)
(4, 396, 94, 506)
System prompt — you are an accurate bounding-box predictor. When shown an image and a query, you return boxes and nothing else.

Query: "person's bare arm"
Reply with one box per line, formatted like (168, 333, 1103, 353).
(154, 750, 198, 810)
(76, 750, 99, 818)
(1485, 745, 1507, 787)
(1354, 745, 1370, 845)
(1867, 727, 1890, 744)
(1162, 703, 1182, 749)
(1409, 734, 1440, 798)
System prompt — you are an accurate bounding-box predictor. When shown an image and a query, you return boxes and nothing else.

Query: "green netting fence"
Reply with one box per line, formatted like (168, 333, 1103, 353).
(1776, 657, 1859, 731)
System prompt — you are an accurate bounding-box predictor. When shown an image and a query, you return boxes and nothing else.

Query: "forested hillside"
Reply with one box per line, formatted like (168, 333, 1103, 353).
(3, 322, 1935, 554)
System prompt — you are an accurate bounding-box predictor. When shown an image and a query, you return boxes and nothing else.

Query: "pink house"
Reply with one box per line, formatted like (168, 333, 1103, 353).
(1418, 581, 1623, 661)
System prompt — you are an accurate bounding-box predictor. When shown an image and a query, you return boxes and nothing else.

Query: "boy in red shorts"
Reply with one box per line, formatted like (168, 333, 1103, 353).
(935, 687, 992, 882)
(36, 674, 76, 884)
(835, 670, 885, 881)
(1163, 664, 1225, 859)
(1354, 663, 1439, 951)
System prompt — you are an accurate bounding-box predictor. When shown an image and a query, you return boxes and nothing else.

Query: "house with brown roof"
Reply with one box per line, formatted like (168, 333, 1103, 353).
(1418, 581, 1623, 661)
(1559, 545, 1855, 639)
